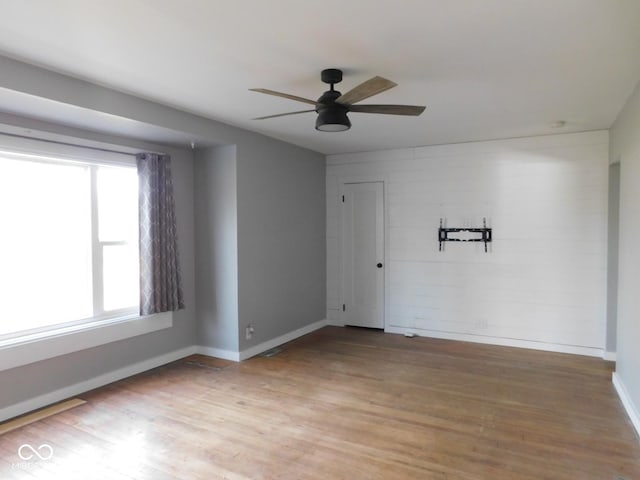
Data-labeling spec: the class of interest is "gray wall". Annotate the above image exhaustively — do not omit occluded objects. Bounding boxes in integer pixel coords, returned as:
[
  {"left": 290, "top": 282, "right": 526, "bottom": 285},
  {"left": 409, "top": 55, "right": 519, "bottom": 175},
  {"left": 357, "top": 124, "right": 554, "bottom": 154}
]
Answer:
[
  {"left": 0, "top": 54, "right": 327, "bottom": 413},
  {"left": 236, "top": 141, "right": 326, "bottom": 350},
  {"left": 610, "top": 79, "right": 640, "bottom": 419},
  {"left": 195, "top": 145, "right": 239, "bottom": 352},
  {"left": 606, "top": 162, "right": 620, "bottom": 354},
  {"left": 193, "top": 140, "right": 326, "bottom": 353},
  {"left": 0, "top": 116, "right": 197, "bottom": 408}
]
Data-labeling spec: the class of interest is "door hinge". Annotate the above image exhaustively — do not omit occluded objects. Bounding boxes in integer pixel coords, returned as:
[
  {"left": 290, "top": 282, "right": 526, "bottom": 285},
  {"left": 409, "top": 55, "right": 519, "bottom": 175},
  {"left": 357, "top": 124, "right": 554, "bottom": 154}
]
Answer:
[{"left": 342, "top": 304, "right": 346, "bottom": 312}]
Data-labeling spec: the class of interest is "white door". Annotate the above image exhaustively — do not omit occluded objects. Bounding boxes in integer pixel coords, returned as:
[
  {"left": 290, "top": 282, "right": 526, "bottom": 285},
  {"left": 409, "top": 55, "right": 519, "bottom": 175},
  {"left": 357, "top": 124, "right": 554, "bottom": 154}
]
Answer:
[{"left": 341, "top": 182, "right": 384, "bottom": 328}]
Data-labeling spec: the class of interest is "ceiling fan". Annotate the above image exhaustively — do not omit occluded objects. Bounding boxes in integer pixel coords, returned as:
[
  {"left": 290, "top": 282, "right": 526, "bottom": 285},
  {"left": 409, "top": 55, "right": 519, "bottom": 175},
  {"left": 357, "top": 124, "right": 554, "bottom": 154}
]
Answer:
[{"left": 250, "top": 69, "right": 425, "bottom": 132}]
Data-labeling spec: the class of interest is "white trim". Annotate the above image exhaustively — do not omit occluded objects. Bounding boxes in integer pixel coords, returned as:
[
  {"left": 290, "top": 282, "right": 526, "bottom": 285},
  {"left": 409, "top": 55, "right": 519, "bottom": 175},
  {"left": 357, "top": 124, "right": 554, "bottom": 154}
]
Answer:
[
  {"left": 612, "top": 372, "right": 640, "bottom": 440},
  {"left": 3, "top": 320, "right": 619, "bottom": 426},
  {"left": 0, "top": 132, "right": 135, "bottom": 167},
  {"left": 195, "top": 319, "right": 330, "bottom": 362},
  {"left": 603, "top": 351, "right": 617, "bottom": 361},
  {"left": 384, "top": 325, "right": 604, "bottom": 357},
  {"left": 326, "top": 308, "right": 343, "bottom": 326},
  {"left": 195, "top": 346, "right": 240, "bottom": 362},
  {"left": 0, "top": 312, "right": 173, "bottom": 372},
  {"left": 338, "top": 175, "right": 389, "bottom": 330},
  {"left": 0, "top": 320, "right": 329, "bottom": 421},
  {"left": 239, "top": 319, "right": 328, "bottom": 361},
  {"left": 0, "top": 345, "right": 196, "bottom": 422},
  {"left": 327, "top": 130, "right": 608, "bottom": 165},
  {"left": 327, "top": 320, "right": 345, "bottom": 327}
]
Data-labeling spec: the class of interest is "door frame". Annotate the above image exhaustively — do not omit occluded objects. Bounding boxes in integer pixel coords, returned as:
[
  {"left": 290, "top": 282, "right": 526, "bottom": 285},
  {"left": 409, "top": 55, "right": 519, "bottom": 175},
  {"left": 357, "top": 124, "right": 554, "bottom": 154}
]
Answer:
[{"left": 338, "top": 175, "right": 389, "bottom": 330}]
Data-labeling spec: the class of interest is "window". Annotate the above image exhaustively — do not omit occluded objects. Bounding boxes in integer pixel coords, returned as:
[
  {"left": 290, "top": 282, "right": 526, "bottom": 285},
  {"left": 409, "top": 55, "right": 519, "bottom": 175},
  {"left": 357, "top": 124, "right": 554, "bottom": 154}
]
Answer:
[{"left": 0, "top": 143, "right": 139, "bottom": 341}]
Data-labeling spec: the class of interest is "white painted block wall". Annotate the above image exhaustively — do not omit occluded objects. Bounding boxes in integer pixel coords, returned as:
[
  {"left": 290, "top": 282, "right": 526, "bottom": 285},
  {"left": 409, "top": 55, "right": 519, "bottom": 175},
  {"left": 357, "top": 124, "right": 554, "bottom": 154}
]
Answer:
[{"left": 327, "top": 131, "right": 608, "bottom": 355}]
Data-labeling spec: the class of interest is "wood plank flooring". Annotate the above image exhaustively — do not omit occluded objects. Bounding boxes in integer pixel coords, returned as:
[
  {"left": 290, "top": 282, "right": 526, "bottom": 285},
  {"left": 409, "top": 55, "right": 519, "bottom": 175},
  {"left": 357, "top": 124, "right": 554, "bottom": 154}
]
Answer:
[{"left": 1, "top": 326, "right": 638, "bottom": 479}]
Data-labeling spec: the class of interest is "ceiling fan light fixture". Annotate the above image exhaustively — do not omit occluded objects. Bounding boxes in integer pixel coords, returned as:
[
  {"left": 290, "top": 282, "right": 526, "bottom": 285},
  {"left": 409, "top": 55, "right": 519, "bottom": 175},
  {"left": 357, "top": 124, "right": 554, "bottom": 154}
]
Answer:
[
  {"left": 251, "top": 68, "right": 425, "bottom": 130},
  {"left": 315, "top": 106, "right": 351, "bottom": 132}
]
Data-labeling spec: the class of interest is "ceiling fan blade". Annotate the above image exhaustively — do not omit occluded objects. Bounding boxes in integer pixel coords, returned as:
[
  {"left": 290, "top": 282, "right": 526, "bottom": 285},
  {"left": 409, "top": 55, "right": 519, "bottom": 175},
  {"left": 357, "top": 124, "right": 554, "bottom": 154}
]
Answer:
[
  {"left": 335, "top": 76, "right": 397, "bottom": 105},
  {"left": 252, "top": 109, "right": 316, "bottom": 120},
  {"left": 348, "top": 104, "right": 426, "bottom": 116},
  {"left": 249, "top": 88, "right": 318, "bottom": 106}
]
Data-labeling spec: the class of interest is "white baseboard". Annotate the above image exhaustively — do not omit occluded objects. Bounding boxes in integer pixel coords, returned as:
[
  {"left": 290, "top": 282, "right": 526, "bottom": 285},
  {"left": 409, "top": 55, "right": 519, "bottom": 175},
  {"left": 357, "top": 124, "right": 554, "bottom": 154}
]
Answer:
[
  {"left": 195, "top": 319, "right": 329, "bottom": 362},
  {"left": 239, "top": 318, "right": 328, "bottom": 361},
  {"left": 195, "top": 346, "right": 240, "bottom": 362},
  {"left": 7, "top": 320, "right": 609, "bottom": 425},
  {"left": 0, "top": 320, "right": 331, "bottom": 422},
  {"left": 612, "top": 372, "right": 640, "bottom": 440},
  {"left": 384, "top": 326, "right": 604, "bottom": 357},
  {"left": 0, "top": 345, "right": 197, "bottom": 422},
  {"left": 603, "top": 351, "right": 616, "bottom": 361}
]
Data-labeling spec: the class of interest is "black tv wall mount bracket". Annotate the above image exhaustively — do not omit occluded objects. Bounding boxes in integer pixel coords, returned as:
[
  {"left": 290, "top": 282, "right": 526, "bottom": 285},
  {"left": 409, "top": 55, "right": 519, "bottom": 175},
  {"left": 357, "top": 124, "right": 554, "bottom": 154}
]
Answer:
[{"left": 438, "top": 218, "right": 492, "bottom": 252}]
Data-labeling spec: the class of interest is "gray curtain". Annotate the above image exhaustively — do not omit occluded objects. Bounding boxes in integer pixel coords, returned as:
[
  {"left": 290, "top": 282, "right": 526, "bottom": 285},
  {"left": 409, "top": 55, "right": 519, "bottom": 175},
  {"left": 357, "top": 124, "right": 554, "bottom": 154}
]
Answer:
[{"left": 136, "top": 153, "right": 185, "bottom": 315}]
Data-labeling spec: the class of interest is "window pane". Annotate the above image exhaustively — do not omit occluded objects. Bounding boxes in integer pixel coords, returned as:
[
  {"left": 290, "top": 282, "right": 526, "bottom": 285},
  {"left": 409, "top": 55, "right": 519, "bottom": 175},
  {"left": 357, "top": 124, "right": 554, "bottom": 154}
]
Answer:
[
  {"left": 97, "top": 166, "right": 138, "bottom": 242},
  {"left": 0, "top": 158, "right": 92, "bottom": 335},
  {"left": 103, "top": 244, "right": 139, "bottom": 311}
]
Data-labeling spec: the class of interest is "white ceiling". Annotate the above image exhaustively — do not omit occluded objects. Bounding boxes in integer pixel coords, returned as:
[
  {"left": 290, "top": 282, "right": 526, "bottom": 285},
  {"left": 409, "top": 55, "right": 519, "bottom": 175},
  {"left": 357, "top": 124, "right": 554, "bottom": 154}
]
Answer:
[{"left": 0, "top": 0, "right": 639, "bottom": 155}]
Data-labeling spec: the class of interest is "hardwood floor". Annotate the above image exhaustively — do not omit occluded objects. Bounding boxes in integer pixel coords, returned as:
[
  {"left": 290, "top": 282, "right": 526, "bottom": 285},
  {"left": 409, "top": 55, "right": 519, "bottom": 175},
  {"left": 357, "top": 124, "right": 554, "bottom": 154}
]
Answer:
[{"left": 1, "top": 326, "right": 638, "bottom": 479}]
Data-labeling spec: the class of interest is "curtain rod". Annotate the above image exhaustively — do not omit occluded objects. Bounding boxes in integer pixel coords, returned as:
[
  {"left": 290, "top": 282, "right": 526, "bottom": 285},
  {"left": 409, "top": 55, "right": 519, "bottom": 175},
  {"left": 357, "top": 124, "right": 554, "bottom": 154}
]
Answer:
[{"left": 0, "top": 131, "right": 166, "bottom": 157}]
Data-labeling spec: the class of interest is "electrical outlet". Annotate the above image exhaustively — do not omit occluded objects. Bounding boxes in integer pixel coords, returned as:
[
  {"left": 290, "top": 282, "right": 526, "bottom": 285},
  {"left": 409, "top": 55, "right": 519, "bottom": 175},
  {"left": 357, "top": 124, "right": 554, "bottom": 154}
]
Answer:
[{"left": 245, "top": 325, "right": 254, "bottom": 340}]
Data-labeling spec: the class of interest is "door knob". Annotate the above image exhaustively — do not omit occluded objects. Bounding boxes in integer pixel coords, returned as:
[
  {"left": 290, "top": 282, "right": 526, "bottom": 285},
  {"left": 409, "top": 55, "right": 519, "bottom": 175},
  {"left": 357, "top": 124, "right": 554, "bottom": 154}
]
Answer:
[{"left": 377, "top": 263, "right": 383, "bottom": 268}]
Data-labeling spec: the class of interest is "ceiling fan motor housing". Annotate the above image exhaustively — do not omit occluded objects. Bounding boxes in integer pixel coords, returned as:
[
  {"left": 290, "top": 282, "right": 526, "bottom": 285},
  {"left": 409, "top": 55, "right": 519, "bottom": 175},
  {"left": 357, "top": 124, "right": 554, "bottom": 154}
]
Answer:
[
  {"left": 316, "top": 89, "right": 342, "bottom": 109},
  {"left": 316, "top": 90, "right": 348, "bottom": 118},
  {"left": 315, "top": 89, "right": 351, "bottom": 132},
  {"left": 316, "top": 90, "right": 349, "bottom": 116}
]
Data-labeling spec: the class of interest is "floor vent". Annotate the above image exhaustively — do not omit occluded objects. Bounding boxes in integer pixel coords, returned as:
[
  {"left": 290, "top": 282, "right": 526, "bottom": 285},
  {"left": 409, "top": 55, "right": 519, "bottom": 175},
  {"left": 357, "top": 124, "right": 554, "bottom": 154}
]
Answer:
[
  {"left": 0, "top": 398, "right": 86, "bottom": 435},
  {"left": 184, "top": 360, "right": 222, "bottom": 371},
  {"left": 260, "top": 347, "right": 283, "bottom": 357}
]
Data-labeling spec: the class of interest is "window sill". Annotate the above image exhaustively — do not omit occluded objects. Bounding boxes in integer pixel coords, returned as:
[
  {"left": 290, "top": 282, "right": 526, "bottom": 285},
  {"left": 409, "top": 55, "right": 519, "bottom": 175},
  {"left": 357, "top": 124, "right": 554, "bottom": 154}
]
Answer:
[{"left": 0, "top": 312, "right": 173, "bottom": 372}]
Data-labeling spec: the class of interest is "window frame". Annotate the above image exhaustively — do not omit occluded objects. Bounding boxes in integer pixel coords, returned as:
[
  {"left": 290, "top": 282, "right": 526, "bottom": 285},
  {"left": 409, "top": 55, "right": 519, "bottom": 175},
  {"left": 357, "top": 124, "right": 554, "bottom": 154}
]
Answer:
[
  {"left": 0, "top": 134, "right": 173, "bottom": 372},
  {"left": 91, "top": 162, "right": 140, "bottom": 319}
]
